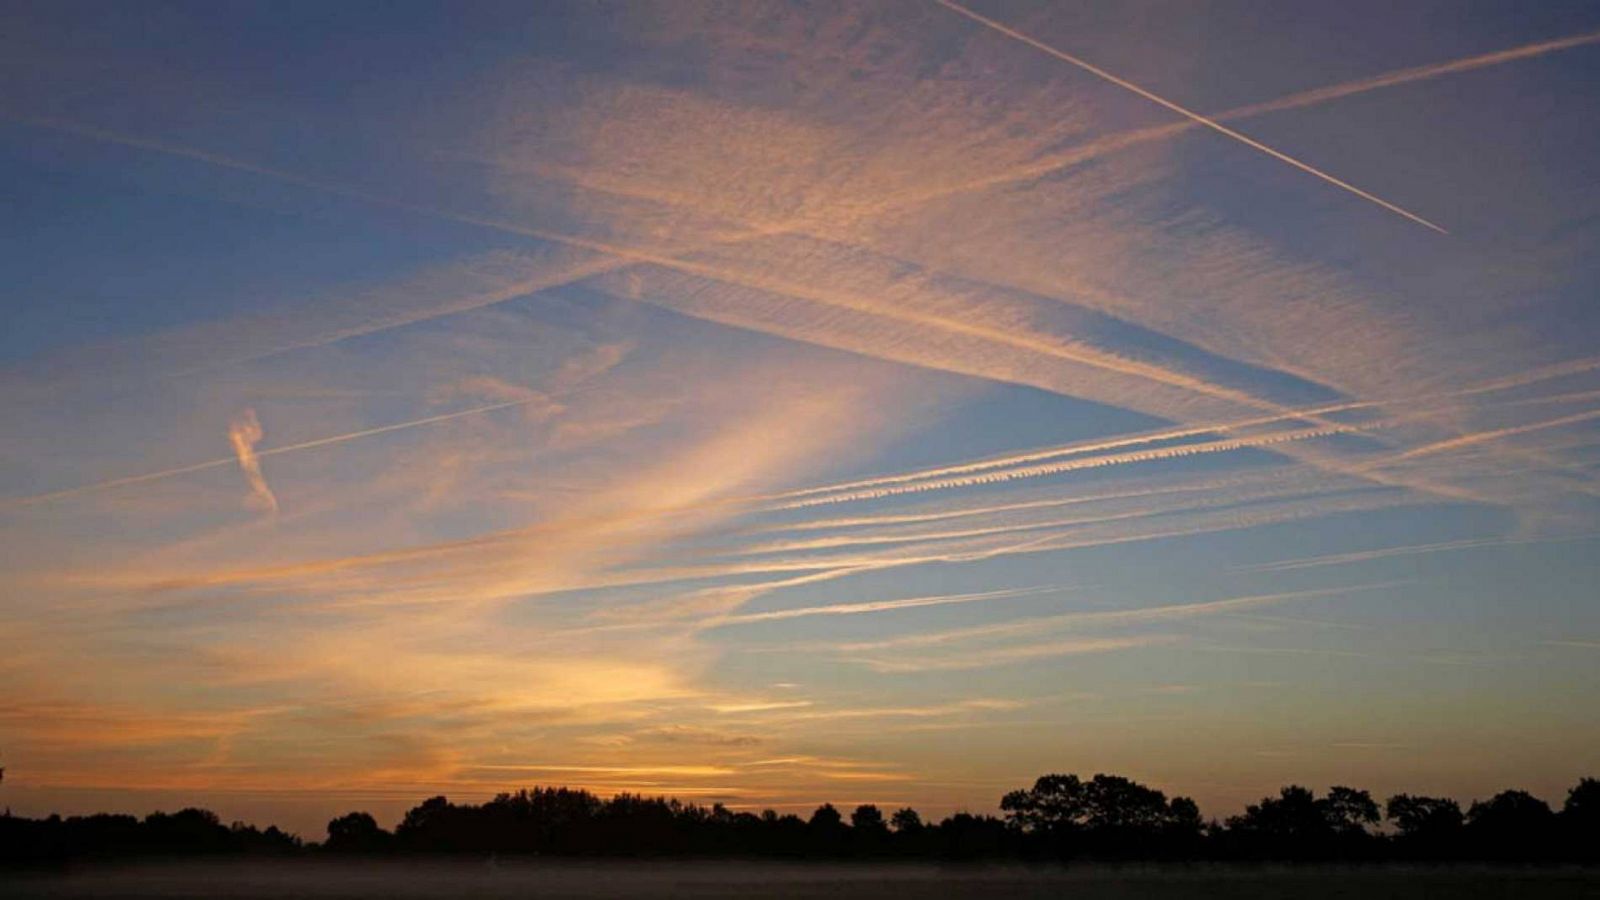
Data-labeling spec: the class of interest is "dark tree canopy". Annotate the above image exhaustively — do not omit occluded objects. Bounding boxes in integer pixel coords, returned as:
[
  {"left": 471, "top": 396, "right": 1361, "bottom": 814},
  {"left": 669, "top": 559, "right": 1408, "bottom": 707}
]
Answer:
[
  {"left": 3, "top": 774, "right": 1598, "bottom": 865},
  {"left": 891, "top": 807, "right": 923, "bottom": 833},
  {"left": 1386, "top": 794, "right": 1464, "bottom": 838},
  {"left": 850, "top": 804, "right": 887, "bottom": 832}
]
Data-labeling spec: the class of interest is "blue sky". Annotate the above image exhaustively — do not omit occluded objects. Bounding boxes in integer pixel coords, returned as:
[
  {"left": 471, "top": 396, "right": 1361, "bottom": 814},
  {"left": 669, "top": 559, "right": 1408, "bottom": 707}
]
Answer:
[{"left": 2, "top": 0, "right": 1599, "bottom": 837}]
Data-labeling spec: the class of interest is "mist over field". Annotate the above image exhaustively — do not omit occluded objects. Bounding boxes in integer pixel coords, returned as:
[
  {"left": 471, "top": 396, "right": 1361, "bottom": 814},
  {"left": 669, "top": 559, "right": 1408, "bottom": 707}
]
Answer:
[{"left": 6, "top": 862, "right": 1600, "bottom": 900}]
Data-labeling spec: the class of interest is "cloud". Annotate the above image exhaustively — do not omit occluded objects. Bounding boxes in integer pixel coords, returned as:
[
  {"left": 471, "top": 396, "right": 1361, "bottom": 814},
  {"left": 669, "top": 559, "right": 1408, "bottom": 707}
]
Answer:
[{"left": 227, "top": 408, "right": 277, "bottom": 513}]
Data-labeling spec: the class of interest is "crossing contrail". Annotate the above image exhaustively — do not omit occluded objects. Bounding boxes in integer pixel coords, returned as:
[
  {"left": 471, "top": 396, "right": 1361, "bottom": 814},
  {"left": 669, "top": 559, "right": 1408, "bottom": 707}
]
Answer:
[{"left": 934, "top": 0, "right": 1450, "bottom": 233}]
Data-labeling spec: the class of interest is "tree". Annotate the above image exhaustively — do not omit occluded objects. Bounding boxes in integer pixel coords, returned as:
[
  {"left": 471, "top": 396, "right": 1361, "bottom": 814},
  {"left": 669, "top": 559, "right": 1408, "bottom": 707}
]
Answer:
[
  {"left": 1322, "top": 786, "right": 1380, "bottom": 836},
  {"left": 1467, "top": 790, "right": 1554, "bottom": 831},
  {"left": 1386, "top": 794, "right": 1463, "bottom": 840},
  {"left": 1001, "top": 773, "right": 1197, "bottom": 834},
  {"left": 325, "top": 812, "right": 393, "bottom": 853},
  {"left": 808, "top": 803, "right": 843, "bottom": 829},
  {"left": 850, "top": 804, "right": 887, "bottom": 833},
  {"left": 1227, "top": 786, "right": 1325, "bottom": 840},
  {"left": 1000, "top": 773, "right": 1203, "bottom": 858},
  {"left": 1466, "top": 789, "right": 1556, "bottom": 859},
  {"left": 1167, "top": 796, "right": 1203, "bottom": 834},
  {"left": 1224, "top": 785, "right": 1379, "bottom": 858},
  {"left": 1562, "top": 778, "right": 1600, "bottom": 861},
  {"left": 1562, "top": 778, "right": 1600, "bottom": 828},
  {"left": 890, "top": 808, "right": 923, "bottom": 832},
  {"left": 1001, "top": 774, "right": 1087, "bottom": 833}
]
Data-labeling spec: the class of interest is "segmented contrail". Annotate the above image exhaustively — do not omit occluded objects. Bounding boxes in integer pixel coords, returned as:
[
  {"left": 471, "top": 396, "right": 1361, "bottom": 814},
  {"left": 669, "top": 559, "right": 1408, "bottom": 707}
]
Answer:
[
  {"left": 934, "top": 0, "right": 1449, "bottom": 233},
  {"left": 766, "top": 358, "right": 1600, "bottom": 509},
  {"left": 773, "top": 422, "right": 1371, "bottom": 510},
  {"left": 6, "top": 397, "right": 542, "bottom": 506},
  {"left": 766, "top": 399, "right": 1377, "bottom": 503}
]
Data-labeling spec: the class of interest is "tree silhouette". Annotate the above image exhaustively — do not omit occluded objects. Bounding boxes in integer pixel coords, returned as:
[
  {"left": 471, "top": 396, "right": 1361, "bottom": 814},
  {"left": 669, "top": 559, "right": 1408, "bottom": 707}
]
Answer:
[
  {"left": 1224, "top": 785, "right": 1380, "bottom": 858},
  {"left": 1000, "top": 773, "right": 1203, "bottom": 858},
  {"left": 890, "top": 807, "right": 923, "bottom": 832},
  {"left": 1385, "top": 793, "right": 1463, "bottom": 857},
  {"left": 1322, "top": 787, "right": 1381, "bottom": 836},
  {"left": 1466, "top": 789, "right": 1557, "bottom": 860},
  {"left": 325, "top": 812, "right": 393, "bottom": 853},
  {"left": 1562, "top": 778, "right": 1600, "bottom": 861},
  {"left": 850, "top": 804, "right": 887, "bottom": 832},
  {"left": 4, "top": 774, "right": 1599, "bottom": 864},
  {"left": 808, "top": 803, "right": 843, "bottom": 829}
]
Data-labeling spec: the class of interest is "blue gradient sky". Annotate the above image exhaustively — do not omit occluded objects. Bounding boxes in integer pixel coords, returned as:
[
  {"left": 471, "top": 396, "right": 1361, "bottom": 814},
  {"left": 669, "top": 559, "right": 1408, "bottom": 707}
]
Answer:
[{"left": 2, "top": 0, "right": 1599, "bottom": 837}]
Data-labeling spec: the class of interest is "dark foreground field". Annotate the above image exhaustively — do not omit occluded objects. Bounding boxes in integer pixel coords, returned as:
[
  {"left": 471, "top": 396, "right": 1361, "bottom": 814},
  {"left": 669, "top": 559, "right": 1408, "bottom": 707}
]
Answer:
[{"left": 3, "top": 861, "right": 1599, "bottom": 899}]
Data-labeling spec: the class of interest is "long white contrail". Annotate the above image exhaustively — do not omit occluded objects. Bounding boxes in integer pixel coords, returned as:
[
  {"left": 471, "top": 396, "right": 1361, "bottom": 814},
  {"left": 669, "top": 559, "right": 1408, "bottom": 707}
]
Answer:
[
  {"left": 6, "top": 397, "right": 542, "bottom": 506},
  {"left": 1222, "top": 29, "right": 1600, "bottom": 122},
  {"left": 708, "top": 585, "right": 1060, "bottom": 627},
  {"left": 934, "top": 0, "right": 1450, "bottom": 233},
  {"left": 1387, "top": 407, "right": 1600, "bottom": 463}
]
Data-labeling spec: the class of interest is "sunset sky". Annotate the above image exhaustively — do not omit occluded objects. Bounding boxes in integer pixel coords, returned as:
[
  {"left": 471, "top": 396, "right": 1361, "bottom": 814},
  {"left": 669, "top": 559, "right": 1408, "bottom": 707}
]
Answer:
[{"left": 3, "top": 1, "right": 1599, "bottom": 838}]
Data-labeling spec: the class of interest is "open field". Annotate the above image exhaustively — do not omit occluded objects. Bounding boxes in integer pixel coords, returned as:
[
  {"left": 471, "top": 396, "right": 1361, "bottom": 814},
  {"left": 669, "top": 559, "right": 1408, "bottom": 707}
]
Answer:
[{"left": 4, "top": 862, "right": 1599, "bottom": 899}]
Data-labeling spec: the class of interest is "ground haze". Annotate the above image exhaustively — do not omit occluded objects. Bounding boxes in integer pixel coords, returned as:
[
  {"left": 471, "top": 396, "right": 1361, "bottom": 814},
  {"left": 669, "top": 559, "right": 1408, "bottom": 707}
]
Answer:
[{"left": 6, "top": 862, "right": 1600, "bottom": 900}]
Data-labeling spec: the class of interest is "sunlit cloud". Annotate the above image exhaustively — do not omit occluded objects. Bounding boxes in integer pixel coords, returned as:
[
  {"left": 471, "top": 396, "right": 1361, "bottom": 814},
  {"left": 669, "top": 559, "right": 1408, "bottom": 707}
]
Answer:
[{"left": 227, "top": 408, "right": 277, "bottom": 514}]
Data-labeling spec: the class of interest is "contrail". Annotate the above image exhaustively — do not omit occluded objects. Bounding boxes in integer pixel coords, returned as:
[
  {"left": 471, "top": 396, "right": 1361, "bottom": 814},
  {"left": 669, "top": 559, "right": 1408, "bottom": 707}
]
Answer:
[
  {"left": 1240, "top": 531, "right": 1600, "bottom": 574},
  {"left": 891, "top": 28, "right": 1600, "bottom": 216},
  {"left": 933, "top": 0, "right": 1450, "bottom": 233},
  {"left": 833, "top": 583, "right": 1401, "bottom": 652},
  {"left": 750, "top": 472, "right": 1285, "bottom": 535},
  {"left": 227, "top": 408, "right": 277, "bottom": 513},
  {"left": 773, "top": 422, "right": 1373, "bottom": 510},
  {"left": 6, "top": 396, "right": 541, "bottom": 506},
  {"left": 1222, "top": 29, "right": 1600, "bottom": 122},
  {"left": 1386, "top": 407, "right": 1600, "bottom": 463},
  {"left": 707, "top": 585, "right": 1060, "bottom": 627},
  {"left": 765, "top": 360, "right": 1600, "bottom": 508},
  {"left": 18, "top": 23, "right": 1597, "bottom": 372},
  {"left": 765, "top": 398, "right": 1377, "bottom": 503}
]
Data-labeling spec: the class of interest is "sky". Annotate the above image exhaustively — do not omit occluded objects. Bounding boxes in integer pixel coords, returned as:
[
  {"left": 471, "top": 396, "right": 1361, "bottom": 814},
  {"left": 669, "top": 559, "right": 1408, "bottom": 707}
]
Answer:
[{"left": 2, "top": 0, "right": 1599, "bottom": 838}]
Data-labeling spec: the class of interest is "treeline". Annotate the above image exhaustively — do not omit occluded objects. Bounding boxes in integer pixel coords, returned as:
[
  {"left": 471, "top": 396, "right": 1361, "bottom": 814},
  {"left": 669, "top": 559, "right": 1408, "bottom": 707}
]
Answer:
[{"left": 3, "top": 774, "right": 1597, "bottom": 865}]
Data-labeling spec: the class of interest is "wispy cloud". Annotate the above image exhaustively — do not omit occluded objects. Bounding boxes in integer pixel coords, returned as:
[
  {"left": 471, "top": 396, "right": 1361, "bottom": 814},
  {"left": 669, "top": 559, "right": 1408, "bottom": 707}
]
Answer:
[
  {"left": 227, "top": 409, "right": 277, "bottom": 514},
  {"left": 850, "top": 634, "right": 1179, "bottom": 673}
]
